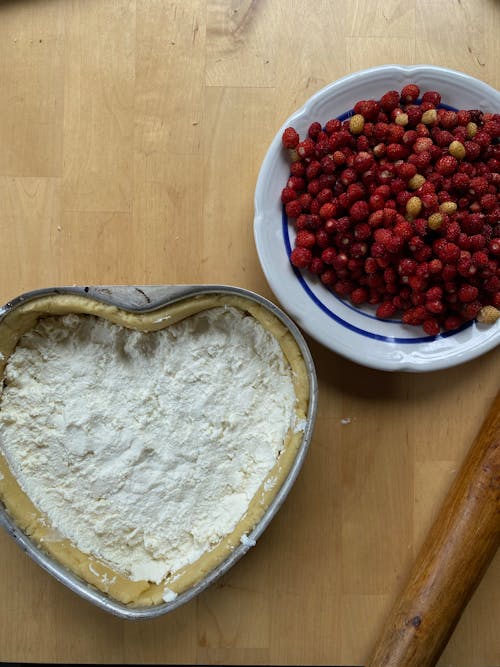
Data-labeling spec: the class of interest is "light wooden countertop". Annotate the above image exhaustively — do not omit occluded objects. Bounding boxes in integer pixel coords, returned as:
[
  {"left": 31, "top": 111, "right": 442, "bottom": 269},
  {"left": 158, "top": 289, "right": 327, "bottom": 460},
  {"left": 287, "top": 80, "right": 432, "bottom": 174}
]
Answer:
[{"left": 0, "top": 1, "right": 498, "bottom": 665}]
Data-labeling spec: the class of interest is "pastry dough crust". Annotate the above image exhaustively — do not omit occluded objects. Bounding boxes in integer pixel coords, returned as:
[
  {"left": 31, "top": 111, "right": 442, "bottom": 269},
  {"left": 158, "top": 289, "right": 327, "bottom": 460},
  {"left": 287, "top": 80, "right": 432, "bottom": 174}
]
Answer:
[{"left": 0, "top": 293, "right": 310, "bottom": 607}]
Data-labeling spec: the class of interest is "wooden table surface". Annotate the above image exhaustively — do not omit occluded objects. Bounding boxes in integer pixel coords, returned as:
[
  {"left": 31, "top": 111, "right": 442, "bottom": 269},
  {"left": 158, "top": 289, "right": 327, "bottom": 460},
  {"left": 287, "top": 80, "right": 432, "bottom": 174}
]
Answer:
[{"left": 0, "top": 1, "right": 498, "bottom": 665}]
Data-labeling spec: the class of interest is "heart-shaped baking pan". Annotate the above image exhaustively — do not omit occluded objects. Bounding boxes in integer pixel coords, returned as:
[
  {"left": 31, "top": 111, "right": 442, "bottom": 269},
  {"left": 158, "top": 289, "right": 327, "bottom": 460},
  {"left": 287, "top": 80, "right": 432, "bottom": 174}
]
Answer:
[{"left": 0, "top": 285, "right": 317, "bottom": 619}]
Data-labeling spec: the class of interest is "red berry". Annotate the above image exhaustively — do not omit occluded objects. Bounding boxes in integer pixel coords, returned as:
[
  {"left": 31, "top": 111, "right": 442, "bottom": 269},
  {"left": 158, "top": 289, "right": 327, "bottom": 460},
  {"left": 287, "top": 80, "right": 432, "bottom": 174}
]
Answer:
[
  {"left": 295, "top": 230, "right": 316, "bottom": 249},
  {"left": 281, "top": 187, "right": 297, "bottom": 204},
  {"left": 457, "top": 110, "right": 471, "bottom": 126},
  {"left": 353, "top": 151, "right": 374, "bottom": 172},
  {"left": 290, "top": 247, "right": 312, "bottom": 268},
  {"left": 423, "top": 318, "right": 440, "bottom": 336},
  {"left": 376, "top": 301, "right": 397, "bottom": 318},
  {"left": 297, "top": 138, "right": 315, "bottom": 158},
  {"left": 319, "top": 202, "right": 337, "bottom": 219},
  {"left": 439, "top": 110, "right": 458, "bottom": 129},
  {"left": 435, "top": 155, "right": 458, "bottom": 176},
  {"left": 325, "top": 118, "right": 342, "bottom": 135},
  {"left": 350, "top": 287, "right": 368, "bottom": 304},
  {"left": 285, "top": 200, "right": 303, "bottom": 218},
  {"left": 309, "top": 257, "right": 325, "bottom": 274},
  {"left": 353, "top": 99, "right": 380, "bottom": 120},
  {"left": 308, "top": 122, "right": 322, "bottom": 139},
  {"left": 282, "top": 127, "right": 300, "bottom": 149},
  {"left": 464, "top": 141, "right": 481, "bottom": 160},
  {"left": 287, "top": 175, "right": 305, "bottom": 191},
  {"left": 380, "top": 90, "right": 401, "bottom": 112},
  {"left": 401, "top": 84, "right": 420, "bottom": 104},
  {"left": 320, "top": 269, "right": 336, "bottom": 285},
  {"left": 321, "top": 247, "right": 337, "bottom": 264},
  {"left": 461, "top": 300, "right": 482, "bottom": 320},
  {"left": 458, "top": 284, "right": 479, "bottom": 303},
  {"left": 386, "top": 143, "right": 408, "bottom": 161},
  {"left": 421, "top": 91, "right": 441, "bottom": 106}
]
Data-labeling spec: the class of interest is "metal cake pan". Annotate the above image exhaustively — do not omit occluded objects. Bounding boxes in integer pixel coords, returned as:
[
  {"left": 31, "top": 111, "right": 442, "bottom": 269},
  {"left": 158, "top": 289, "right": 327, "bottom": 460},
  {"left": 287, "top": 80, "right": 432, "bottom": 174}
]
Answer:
[{"left": 0, "top": 284, "right": 318, "bottom": 620}]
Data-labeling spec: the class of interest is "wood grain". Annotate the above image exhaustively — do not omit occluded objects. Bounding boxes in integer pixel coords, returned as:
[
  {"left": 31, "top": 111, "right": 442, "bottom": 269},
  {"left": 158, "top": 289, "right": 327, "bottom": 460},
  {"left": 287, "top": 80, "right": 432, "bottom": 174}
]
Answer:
[
  {"left": 368, "top": 392, "right": 500, "bottom": 666},
  {"left": 0, "top": 0, "right": 498, "bottom": 665}
]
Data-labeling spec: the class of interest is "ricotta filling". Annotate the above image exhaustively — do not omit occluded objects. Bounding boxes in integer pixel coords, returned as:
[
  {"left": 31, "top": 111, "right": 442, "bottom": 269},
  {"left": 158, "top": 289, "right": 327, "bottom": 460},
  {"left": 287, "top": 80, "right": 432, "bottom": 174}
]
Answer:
[{"left": 0, "top": 307, "right": 296, "bottom": 584}]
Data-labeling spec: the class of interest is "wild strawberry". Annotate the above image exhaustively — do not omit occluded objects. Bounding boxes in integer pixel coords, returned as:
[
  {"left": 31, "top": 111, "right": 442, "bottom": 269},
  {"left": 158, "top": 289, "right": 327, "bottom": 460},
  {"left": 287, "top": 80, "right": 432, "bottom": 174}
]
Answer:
[
  {"left": 471, "top": 250, "right": 488, "bottom": 267},
  {"left": 285, "top": 200, "right": 303, "bottom": 218},
  {"left": 439, "top": 110, "right": 458, "bottom": 129},
  {"left": 394, "top": 220, "right": 413, "bottom": 240},
  {"left": 380, "top": 90, "right": 400, "bottom": 112},
  {"left": 396, "top": 190, "right": 413, "bottom": 208},
  {"left": 469, "top": 177, "right": 489, "bottom": 196},
  {"left": 480, "top": 194, "right": 497, "bottom": 212},
  {"left": 309, "top": 257, "right": 325, "bottom": 275},
  {"left": 451, "top": 172, "right": 470, "bottom": 190},
  {"left": 477, "top": 306, "right": 500, "bottom": 323},
  {"left": 298, "top": 193, "right": 312, "bottom": 210},
  {"left": 353, "top": 99, "right": 380, "bottom": 120},
  {"left": 295, "top": 230, "right": 316, "bottom": 248},
  {"left": 386, "top": 143, "right": 408, "bottom": 161},
  {"left": 376, "top": 301, "right": 397, "bottom": 318},
  {"left": 461, "top": 300, "right": 482, "bottom": 320},
  {"left": 464, "top": 141, "right": 481, "bottom": 160},
  {"left": 402, "top": 130, "right": 418, "bottom": 147},
  {"left": 354, "top": 222, "right": 371, "bottom": 239},
  {"left": 369, "top": 193, "right": 386, "bottom": 211},
  {"left": 315, "top": 139, "right": 331, "bottom": 158},
  {"left": 287, "top": 176, "right": 305, "bottom": 191},
  {"left": 374, "top": 122, "right": 389, "bottom": 141},
  {"left": 308, "top": 122, "right": 322, "bottom": 139},
  {"left": 319, "top": 202, "right": 337, "bottom": 219},
  {"left": 290, "top": 161, "right": 306, "bottom": 177},
  {"left": 319, "top": 173, "right": 336, "bottom": 190},
  {"left": 310, "top": 199, "right": 321, "bottom": 215},
  {"left": 457, "top": 110, "right": 471, "bottom": 126},
  {"left": 484, "top": 276, "right": 500, "bottom": 293},
  {"left": 325, "top": 118, "right": 342, "bottom": 135},
  {"left": 413, "top": 137, "right": 433, "bottom": 154},
  {"left": 320, "top": 269, "right": 336, "bottom": 285},
  {"left": 434, "top": 130, "right": 455, "bottom": 147},
  {"left": 423, "top": 318, "right": 440, "bottom": 335},
  {"left": 317, "top": 188, "right": 333, "bottom": 205},
  {"left": 297, "top": 138, "right": 315, "bottom": 158},
  {"left": 315, "top": 230, "right": 329, "bottom": 248},
  {"left": 282, "top": 127, "right": 300, "bottom": 148},
  {"left": 421, "top": 109, "right": 438, "bottom": 125},
  {"left": 290, "top": 247, "right": 312, "bottom": 268},
  {"left": 401, "top": 84, "right": 420, "bottom": 104},
  {"left": 350, "top": 287, "right": 368, "bottom": 304},
  {"left": 421, "top": 90, "right": 441, "bottom": 106},
  {"left": 321, "top": 247, "right": 337, "bottom": 265},
  {"left": 435, "top": 155, "right": 458, "bottom": 176},
  {"left": 402, "top": 305, "right": 427, "bottom": 325},
  {"left": 281, "top": 187, "right": 297, "bottom": 204},
  {"left": 489, "top": 238, "right": 500, "bottom": 255},
  {"left": 350, "top": 242, "right": 368, "bottom": 258},
  {"left": 474, "top": 130, "right": 493, "bottom": 148},
  {"left": 349, "top": 114, "right": 365, "bottom": 135},
  {"left": 340, "top": 168, "right": 358, "bottom": 186},
  {"left": 353, "top": 151, "right": 374, "bottom": 172},
  {"left": 386, "top": 124, "right": 406, "bottom": 144},
  {"left": 396, "top": 162, "right": 417, "bottom": 180},
  {"left": 449, "top": 140, "right": 466, "bottom": 160},
  {"left": 458, "top": 284, "right": 479, "bottom": 303}
]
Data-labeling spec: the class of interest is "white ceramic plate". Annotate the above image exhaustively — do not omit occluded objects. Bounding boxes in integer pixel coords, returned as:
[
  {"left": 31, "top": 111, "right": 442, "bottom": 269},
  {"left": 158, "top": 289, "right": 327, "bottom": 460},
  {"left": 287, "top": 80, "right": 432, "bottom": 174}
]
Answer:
[{"left": 254, "top": 65, "right": 500, "bottom": 372}]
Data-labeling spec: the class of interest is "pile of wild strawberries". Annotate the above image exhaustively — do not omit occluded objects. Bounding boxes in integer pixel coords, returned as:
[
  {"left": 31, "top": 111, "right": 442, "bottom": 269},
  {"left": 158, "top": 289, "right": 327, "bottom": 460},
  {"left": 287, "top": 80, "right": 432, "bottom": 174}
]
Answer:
[{"left": 281, "top": 84, "right": 500, "bottom": 335}]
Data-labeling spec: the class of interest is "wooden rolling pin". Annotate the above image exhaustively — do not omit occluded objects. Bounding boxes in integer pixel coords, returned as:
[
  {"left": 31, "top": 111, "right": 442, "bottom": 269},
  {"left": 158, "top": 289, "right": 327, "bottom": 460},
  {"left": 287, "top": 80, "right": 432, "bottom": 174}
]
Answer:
[{"left": 369, "top": 391, "right": 500, "bottom": 667}]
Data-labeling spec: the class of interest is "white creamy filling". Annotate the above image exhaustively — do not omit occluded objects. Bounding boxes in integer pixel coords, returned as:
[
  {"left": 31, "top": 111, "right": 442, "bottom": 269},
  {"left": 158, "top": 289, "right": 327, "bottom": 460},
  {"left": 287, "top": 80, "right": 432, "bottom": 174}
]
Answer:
[{"left": 0, "top": 307, "right": 296, "bottom": 583}]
